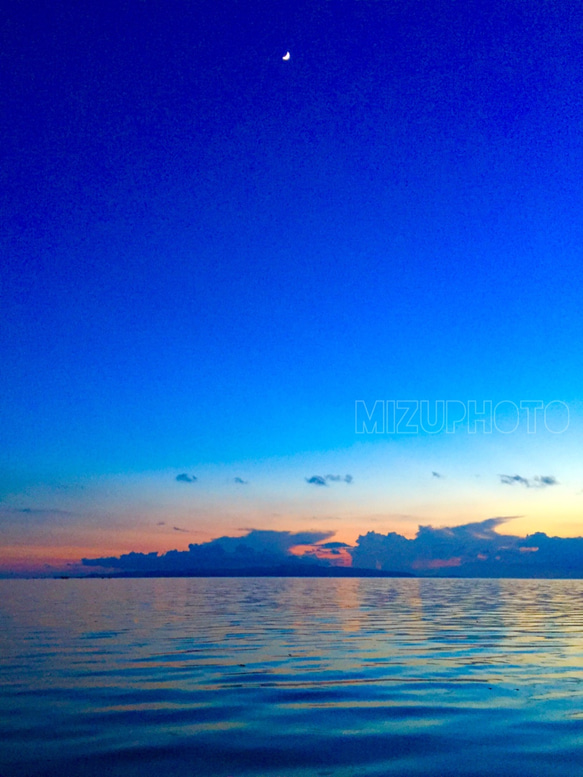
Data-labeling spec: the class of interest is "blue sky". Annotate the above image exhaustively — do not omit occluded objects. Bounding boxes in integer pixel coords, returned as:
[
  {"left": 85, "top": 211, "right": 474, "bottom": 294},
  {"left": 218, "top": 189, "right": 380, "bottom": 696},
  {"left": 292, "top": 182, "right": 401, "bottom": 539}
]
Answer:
[{"left": 1, "top": 0, "right": 583, "bottom": 572}]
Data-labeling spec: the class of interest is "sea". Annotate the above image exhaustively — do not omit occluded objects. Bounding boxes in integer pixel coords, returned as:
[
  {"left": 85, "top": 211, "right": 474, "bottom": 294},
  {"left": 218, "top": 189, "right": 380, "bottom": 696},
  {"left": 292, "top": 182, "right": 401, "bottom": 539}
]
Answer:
[{"left": 2, "top": 577, "right": 583, "bottom": 777}]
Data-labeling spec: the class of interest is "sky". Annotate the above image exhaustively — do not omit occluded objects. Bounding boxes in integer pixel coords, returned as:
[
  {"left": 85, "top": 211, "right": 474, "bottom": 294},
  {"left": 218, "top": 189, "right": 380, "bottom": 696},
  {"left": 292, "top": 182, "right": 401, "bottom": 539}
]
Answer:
[{"left": 1, "top": 0, "right": 583, "bottom": 575}]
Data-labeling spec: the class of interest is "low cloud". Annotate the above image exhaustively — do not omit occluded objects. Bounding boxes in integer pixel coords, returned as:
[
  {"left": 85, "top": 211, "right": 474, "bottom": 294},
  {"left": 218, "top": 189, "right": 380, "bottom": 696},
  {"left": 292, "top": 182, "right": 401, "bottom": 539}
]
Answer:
[
  {"left": 500, "top": 474, "right": 558, "bottom": 488},
  {"left": 83, "top": 529, "right": 336, "bottom": 573},
  {"left": 234, "top": 477, "right": 248, "bottom": 484},
  {"left": 350, "top": 516, "right": 583, "bottom": 577},
  {"left": 432, "top": 471, "right": 443, "bottom": 478},
  {"left": 173, "top": 526, "right": 189, "bottom": 533},
  {"left": 81, "top": 519, "right": 583, "bottom": 578},
  {"left": 176, "top": 473, "right": 197, "bottom": 483}
]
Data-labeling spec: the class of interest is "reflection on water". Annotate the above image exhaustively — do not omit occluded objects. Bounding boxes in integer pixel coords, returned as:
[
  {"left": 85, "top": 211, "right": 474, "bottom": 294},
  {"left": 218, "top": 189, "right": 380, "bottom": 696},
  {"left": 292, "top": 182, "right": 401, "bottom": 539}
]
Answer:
[{"left": 2, "top": 577, "right": 583, "bottom": 776}]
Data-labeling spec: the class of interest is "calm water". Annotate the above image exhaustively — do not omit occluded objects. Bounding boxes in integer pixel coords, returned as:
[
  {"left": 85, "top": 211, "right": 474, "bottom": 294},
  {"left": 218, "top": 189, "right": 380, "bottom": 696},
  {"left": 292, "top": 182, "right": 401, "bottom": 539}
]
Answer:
[{"left": 2, "top": 578, "right": 583, "bottom": 776}]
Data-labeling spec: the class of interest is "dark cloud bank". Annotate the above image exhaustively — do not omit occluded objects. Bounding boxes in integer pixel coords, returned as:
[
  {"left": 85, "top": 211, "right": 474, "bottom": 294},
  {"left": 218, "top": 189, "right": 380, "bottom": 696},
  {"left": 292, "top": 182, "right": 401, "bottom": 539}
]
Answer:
[
  {"left": 352, "top": 518, "right": 583, "bottom": 577},
  {"left": 82, "top": 530, "right": 372, "bottom": 577},
  {"left": 82, "top": 519, "right": 583, "bottom": 578}
]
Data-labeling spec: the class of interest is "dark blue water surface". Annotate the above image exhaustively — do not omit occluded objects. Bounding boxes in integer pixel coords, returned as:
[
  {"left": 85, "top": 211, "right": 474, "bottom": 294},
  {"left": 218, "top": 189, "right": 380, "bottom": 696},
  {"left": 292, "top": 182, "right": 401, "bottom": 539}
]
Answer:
[{"left": 2, "top": 577, "right": 583, "bottom": 776}]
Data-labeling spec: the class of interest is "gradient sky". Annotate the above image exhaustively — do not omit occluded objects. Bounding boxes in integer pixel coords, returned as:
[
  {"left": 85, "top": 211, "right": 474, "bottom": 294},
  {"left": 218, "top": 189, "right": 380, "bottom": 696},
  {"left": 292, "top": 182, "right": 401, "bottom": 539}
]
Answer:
[{"left": 1, "top": 0, "right": 583, "bottom": 573}]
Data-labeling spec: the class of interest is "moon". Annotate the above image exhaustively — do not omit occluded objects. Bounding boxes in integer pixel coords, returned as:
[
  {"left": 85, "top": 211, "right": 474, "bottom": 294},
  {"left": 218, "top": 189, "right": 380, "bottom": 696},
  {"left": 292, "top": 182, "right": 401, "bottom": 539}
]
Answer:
[{"left": 282, "top": 51, "right": 290, "bottom": 61}]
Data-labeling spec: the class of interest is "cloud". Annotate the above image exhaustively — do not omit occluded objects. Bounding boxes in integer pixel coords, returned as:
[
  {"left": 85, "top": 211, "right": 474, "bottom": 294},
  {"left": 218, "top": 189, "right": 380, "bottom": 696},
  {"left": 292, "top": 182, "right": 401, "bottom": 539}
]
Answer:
[
  {"left": 349, "top": 516, "right": 583, "bottom": 577},
  {"left": 500, "top": 474, "right": 558, "bottom": 488},
  {"left": 307, "top": 474, "right": 353, "bottom": 486},
  {"left": 500, "top": 474, "right": 531, "bottom": 487},
  {"left": 432, "top": 471, "right": 443, "bottom": 478},
  {"left": 83, "top": 529, "right": 336, "bottom": 573},
  {"left": 352, "top": 517, "right": 517, "bottom": 574},
  {"left": 176, "top": 473, "right": 197, "bottom": 483},
  {"left": 0, "top": 506, "right": 74, "bottom": 529},
  {"left": 1, "top": 507, "right": 72, "bottom": 515},
  {"left": 533, "top": 475, "right": 558, "bottom": 487},
  {"left": 306, "top": 476, "right": 327, "bottom": 486},
  {"left": 157, "top": 521, "right": 166, "bottom": 526},
  {"left": 234, "top": 477, "right": 248, "bottom": 484},
  {"left": 80, "top": 519, "right": 583, "bottom": 578},
  {"left": 173, "top": 526, "right": 189, "bottom": 533}
]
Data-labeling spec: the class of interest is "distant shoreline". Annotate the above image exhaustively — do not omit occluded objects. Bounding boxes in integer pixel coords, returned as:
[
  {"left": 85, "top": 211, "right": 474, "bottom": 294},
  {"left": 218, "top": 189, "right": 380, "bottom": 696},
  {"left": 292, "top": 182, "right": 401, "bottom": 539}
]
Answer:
[
  {"left": 2, "top": 569, "right": 583, "bottom": 579},
  {"left": 79, "top": 566, "right": 415, "bottom": 579}
]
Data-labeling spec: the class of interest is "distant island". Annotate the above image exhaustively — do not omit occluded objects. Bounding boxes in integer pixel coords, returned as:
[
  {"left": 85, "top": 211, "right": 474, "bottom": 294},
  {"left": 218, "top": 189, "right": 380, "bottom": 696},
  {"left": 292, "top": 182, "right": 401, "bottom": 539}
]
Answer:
[{"left": 83, "top": 565, "right": 414, "bottom": 579}]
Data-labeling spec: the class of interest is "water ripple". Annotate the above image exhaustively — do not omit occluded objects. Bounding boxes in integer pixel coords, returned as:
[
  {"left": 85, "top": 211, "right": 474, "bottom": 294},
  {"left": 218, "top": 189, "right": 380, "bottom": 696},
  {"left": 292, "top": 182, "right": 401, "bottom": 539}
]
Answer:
[{"left": 2, "top": 577, "right": 583, "bottom": 776}]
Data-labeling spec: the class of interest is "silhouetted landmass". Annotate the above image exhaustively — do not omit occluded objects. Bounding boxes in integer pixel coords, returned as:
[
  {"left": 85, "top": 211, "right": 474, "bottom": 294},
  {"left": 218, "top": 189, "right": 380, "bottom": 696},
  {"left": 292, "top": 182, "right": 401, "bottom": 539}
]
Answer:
[{"left": 84, "top": 565, "right": 414, "bottom": 579}]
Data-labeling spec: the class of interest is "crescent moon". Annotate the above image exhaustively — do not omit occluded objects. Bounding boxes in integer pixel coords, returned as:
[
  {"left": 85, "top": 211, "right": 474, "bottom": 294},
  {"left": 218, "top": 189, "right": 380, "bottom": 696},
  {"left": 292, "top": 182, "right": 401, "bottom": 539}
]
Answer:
[{"left": 282, "top": 52, "right": 290, "bottom": 61}]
